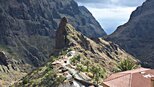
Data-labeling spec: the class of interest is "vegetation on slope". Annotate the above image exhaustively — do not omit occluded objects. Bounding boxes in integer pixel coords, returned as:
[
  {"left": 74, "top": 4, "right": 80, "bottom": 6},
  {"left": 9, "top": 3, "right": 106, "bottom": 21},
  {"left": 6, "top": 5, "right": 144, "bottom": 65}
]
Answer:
[
  {"left": 12, "top": 56, "right": 66, "bottom": 87},
  {"left": 114, "top": 58, "right": 139, "bottom": 72},
  {"left": 70, "top": 54, "right": 107, "bottom": 84}
]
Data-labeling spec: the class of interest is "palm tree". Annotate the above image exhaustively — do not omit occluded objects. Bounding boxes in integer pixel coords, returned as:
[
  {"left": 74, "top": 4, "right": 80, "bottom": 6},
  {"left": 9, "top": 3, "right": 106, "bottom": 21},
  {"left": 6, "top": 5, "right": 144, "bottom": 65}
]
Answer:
[{"left": 116, "top": 58, "right": 138, "bottom": 72}]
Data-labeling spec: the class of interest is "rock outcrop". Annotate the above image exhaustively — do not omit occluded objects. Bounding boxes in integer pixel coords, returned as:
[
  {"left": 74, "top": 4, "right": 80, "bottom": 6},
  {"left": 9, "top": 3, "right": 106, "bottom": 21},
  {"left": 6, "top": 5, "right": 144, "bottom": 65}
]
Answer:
[
  {"left": 55, "top": 17, "right": 68, "bottom": 49},
  {"left": 106, "top": 0, "right": 154, "bottom": 68},
  {"left": 0, "top": 52, "right": 8, "bottom": 66}
]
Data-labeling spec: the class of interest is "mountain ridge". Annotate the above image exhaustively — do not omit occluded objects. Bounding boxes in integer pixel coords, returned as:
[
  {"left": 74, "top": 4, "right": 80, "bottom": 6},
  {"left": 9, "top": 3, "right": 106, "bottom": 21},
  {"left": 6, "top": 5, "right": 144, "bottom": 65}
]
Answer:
[{"left": 106, "top": 0, "right": 154, "bottom": 68}]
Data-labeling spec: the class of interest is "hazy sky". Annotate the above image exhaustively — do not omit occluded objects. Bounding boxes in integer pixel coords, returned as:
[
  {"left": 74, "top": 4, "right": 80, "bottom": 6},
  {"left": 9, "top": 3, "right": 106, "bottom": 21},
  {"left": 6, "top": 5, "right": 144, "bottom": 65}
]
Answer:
[{"left": 75, "top": 0, "right": 146, "bottom": 34}]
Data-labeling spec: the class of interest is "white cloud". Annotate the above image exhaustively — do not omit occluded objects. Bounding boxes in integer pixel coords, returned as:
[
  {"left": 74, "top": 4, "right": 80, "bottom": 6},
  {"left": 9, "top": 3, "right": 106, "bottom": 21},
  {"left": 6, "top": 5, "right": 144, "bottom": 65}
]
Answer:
[
  {"left": 87, "top": 7, "right": 136, "bottom": 20},
  {"left": 75, "top": 0, "right": 145, "bottom": 7}
]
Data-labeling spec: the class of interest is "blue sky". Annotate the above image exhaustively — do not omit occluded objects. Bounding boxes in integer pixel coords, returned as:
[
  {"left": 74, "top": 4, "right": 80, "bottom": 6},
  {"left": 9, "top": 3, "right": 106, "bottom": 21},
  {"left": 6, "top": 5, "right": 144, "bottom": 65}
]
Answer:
[{"left": 75, "top": 0, "right": 146, "bottom": 34}]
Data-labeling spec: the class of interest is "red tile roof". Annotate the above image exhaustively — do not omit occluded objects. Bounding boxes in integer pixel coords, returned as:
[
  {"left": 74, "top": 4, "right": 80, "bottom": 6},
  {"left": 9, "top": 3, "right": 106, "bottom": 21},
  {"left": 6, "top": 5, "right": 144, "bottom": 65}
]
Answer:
[{"left": 103, "top": 68, "right": 154, "bottom": 87}]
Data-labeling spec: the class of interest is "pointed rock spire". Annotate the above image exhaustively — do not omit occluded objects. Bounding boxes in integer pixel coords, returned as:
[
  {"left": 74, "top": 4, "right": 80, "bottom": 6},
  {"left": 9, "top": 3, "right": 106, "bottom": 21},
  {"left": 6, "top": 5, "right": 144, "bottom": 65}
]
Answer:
[{"left": 55, "top": 17, "right": 69, "bottom": 49}]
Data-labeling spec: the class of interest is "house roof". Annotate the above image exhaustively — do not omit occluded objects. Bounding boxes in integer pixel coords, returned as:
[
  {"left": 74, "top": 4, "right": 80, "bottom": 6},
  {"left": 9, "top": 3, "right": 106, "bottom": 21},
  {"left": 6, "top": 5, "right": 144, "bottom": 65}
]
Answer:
[{"left": 103, "top": 68, "right": 154, "bottom": 87}]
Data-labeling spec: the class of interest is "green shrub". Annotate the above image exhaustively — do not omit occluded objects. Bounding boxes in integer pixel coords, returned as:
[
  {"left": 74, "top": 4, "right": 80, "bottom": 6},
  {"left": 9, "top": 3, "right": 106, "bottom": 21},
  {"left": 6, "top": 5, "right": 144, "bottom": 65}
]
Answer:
[
  {"left": 90, "top": 65, "right": 106, "bottom": 85},
  {"left": 22, "top": 78, "right": 29, "bottom": 84},
  {"left": 67, "top": 48, "right": 72, "bottom": 52},
  {"left": 61, "top": 50, "right": 67, "bottom": 55},
  {"left": 77, "top": 64, "right": 87, "bottom": 72},
  {"left": 70, "top": 55, "right": 81, "bottom": 64}
]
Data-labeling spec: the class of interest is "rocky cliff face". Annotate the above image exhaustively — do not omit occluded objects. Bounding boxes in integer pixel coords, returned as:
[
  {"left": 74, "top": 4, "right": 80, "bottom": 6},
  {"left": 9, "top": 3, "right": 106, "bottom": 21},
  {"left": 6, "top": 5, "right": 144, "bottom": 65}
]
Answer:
[
  {"left": 0, "top": 0, "right": 106, "bottom": 86},
  {"left": 78, "top": 6, "right": 106, "bottom": 37},
  {"left": 0, "top": 0, "right": 106, "bottom": 38},
  {"left": 106, "top": 0, "right": 154, "bottom": 68}
]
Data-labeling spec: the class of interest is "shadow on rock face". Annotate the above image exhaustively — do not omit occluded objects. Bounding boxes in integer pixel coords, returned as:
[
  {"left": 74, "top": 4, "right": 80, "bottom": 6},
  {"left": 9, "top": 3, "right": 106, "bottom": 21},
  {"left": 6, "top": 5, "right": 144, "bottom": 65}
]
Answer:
[{"left": 0, "top": 51, "right": 8, "bottom": 66}]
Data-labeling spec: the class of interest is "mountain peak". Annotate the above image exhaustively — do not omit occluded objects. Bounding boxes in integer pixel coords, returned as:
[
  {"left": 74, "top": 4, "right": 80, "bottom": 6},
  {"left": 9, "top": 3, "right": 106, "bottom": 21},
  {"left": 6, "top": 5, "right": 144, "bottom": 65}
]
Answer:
[{"left": 60, "top": 17, "right": 68, "bottom": 26}]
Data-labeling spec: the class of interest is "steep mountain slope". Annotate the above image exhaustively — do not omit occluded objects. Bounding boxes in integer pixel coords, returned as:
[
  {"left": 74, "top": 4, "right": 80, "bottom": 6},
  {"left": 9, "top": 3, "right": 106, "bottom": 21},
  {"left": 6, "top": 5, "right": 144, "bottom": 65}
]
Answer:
[
  {"left": 106, "top": 0, "right": 154, "bottom": 68},
  {"left": 0, "top": 0, "right": 106, "bottom": 38},
  {"left": 13, "top": 18, "right": 136, "bottom": 87},
  {"left": 78, "top": 6, "right": 106, "bottom": 38},
  {"left": 0, "top": 0, "right": 106, "bottom": 86}
]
